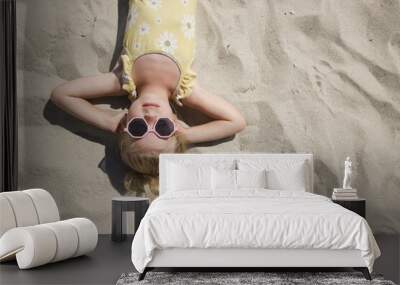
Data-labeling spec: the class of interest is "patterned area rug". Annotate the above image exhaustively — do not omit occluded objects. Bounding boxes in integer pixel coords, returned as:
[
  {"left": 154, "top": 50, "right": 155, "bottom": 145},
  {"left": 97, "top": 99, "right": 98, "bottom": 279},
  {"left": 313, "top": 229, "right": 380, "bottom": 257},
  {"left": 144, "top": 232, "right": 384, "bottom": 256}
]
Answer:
[{"left": 116, "top": 271, "right": 396, "bottom": 285}]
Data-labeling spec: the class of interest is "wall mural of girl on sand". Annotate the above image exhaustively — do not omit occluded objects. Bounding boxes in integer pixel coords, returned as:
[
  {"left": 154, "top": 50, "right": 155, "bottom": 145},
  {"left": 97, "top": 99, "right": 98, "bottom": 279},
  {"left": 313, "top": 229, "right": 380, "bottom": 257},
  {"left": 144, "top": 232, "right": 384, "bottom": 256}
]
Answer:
[{"left": 50, "top": 0, "right": 246, "bottom": 200}]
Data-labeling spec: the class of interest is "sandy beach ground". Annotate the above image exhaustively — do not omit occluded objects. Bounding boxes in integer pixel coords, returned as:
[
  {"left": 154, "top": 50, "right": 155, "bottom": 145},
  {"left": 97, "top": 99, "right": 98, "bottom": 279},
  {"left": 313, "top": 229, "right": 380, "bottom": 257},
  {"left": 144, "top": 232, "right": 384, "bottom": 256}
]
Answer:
[{"left": 16, "top": 0, "right": 400, "bottom": 234}]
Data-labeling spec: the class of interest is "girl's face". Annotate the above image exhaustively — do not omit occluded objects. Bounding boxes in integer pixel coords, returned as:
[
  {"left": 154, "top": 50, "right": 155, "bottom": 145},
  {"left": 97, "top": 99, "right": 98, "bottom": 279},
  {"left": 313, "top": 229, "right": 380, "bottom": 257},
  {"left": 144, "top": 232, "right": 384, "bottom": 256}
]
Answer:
[{"left": 125, "top": 91, "right": 177, "bottom": 154}]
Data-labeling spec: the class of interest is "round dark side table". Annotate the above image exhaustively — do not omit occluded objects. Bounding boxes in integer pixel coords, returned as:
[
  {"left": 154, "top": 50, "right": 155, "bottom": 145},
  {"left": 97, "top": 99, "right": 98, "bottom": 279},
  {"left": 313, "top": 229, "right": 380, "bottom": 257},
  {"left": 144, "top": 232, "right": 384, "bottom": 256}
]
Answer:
[
  {"left": 112, "top": 197, "right": 149, "bottom": 242},
  {"left": 332, "top": 198, "right": 366, "bottom": 218}
]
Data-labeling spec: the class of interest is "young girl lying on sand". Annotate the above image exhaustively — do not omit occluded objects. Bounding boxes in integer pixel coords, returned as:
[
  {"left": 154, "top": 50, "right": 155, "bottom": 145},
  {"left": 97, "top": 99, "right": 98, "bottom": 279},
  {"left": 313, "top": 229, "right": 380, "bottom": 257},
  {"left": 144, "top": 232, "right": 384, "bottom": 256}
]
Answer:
[{"left": 50, "top": 0, "right": 246, "bottom": 197}]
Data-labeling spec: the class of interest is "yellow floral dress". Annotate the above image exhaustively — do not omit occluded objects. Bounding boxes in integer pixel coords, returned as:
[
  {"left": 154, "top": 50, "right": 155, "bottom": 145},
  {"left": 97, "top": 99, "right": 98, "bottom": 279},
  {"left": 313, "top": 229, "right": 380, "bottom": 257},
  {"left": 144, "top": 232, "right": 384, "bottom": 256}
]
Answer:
[{"left": 119, "top": 0, "right": 197, "bottom": 105}]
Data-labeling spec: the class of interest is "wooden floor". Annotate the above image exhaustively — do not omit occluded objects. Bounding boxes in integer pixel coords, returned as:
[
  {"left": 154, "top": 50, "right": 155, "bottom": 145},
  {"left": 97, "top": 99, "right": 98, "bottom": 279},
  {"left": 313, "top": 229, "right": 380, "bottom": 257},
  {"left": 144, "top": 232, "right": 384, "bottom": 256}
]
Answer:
[
  {"left": 0, "top": 234, "right": 398, "bottom": 285},
  {"left": 0, "top": 235, "right": 134, "bottom": 285}
]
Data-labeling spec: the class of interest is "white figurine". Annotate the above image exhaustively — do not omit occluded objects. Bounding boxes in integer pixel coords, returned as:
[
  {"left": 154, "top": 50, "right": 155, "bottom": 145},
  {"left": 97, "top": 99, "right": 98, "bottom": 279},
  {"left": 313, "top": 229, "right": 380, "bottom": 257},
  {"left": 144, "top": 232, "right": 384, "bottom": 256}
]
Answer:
[{"left": 342, "top": 156, "right": 353, "bottom": 189}]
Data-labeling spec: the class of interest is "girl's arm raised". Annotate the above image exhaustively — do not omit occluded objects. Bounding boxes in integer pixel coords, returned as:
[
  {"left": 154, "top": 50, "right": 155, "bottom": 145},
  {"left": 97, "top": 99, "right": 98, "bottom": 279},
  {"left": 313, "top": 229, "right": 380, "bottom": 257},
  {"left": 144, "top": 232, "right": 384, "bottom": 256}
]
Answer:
[
  {"left": 180, "top": 83, "right": 246, "bottom": 144},
  {"left": 50, "top": 72, "right": 126, "bottom": 133}
]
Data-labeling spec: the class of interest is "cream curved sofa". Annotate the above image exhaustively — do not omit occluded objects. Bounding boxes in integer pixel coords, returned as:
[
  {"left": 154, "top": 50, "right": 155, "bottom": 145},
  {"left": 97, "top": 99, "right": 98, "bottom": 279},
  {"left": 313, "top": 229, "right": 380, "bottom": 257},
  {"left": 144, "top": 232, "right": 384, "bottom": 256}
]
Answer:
[{"left": 0, "top": 189, "right": 98, "bottom": 269}]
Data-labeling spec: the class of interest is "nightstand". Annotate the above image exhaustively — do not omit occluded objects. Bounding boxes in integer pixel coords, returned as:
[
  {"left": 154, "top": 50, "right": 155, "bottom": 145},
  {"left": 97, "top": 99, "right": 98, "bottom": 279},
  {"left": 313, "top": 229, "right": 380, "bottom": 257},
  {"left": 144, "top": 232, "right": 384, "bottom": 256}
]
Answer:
[
  {"left": 112, "top": 197, "right": 149, "bottom": 242},
  {"left": 332, "top": 198, "right": 366, "bottom": 218}
]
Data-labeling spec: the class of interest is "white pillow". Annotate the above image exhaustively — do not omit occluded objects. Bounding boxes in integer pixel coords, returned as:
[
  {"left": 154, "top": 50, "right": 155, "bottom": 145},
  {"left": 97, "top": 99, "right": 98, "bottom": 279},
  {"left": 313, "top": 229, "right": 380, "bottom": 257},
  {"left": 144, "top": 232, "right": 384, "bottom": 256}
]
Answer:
[
  {"left": 267, "top": 164, "right": 306, "bottom": 191},
  {"left": 236, "top": 169, "right": 268, "bottom": 189},
  {"left": 238, "top": 159, "right": 306, "bottom": 191},
  {"left": 167, "top": 163, "right": 212, "bottom": 192},
  {"left": 211, "top": 168, "right": 237, "bottom": 191}
]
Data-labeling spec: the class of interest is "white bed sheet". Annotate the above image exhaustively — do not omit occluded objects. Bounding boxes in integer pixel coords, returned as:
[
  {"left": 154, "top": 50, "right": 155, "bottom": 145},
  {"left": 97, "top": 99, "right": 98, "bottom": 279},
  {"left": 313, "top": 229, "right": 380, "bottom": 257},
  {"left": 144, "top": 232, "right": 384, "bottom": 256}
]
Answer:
[{"left": 131, "top": 190, "right": 380, "bottom": 273}]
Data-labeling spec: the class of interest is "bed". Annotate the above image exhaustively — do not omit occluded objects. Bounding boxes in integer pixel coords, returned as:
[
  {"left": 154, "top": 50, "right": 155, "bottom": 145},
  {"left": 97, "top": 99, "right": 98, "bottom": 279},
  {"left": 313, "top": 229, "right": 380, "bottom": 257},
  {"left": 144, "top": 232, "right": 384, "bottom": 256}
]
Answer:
[{"left": 131, "top": 153, "right": 380, "bottom": 280}]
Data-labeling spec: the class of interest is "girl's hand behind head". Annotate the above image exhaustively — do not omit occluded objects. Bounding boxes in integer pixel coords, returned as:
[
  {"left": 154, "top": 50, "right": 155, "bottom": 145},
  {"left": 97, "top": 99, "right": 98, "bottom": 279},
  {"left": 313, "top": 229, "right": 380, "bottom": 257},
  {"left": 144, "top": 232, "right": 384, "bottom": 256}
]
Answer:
[
  {"left": 175, "top": 119, "right": 189, "bottom": 137},
  {"left": 111, "top": 111, "right": 128, "bottom": 134}
]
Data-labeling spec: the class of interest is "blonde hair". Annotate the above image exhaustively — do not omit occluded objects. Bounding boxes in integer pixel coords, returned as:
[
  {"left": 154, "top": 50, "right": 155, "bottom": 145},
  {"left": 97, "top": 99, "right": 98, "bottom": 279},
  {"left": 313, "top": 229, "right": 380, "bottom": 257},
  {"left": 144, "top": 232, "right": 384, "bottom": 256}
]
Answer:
[{"left": 118, "top": 132, "right": 187, "bottom": 201}]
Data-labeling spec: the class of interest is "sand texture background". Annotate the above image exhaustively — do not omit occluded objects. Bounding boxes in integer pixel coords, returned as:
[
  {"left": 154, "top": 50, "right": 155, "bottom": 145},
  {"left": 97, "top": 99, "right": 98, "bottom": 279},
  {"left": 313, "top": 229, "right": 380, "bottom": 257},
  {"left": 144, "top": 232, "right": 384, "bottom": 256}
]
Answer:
[{"left": 16, "top": 0, "right": 400, "bottom": 234}]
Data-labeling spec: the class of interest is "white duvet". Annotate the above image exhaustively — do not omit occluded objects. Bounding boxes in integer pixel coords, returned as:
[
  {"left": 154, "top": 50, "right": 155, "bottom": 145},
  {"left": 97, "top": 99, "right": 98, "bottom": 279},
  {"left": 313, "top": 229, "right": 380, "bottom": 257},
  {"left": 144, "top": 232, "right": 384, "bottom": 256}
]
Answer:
[{"left": 131, "top": 190, "right": 380, "bottom": 273}]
